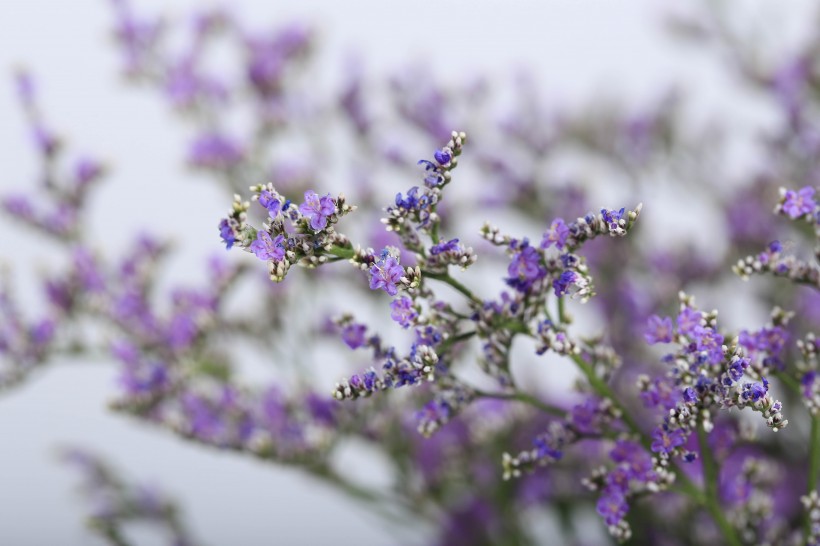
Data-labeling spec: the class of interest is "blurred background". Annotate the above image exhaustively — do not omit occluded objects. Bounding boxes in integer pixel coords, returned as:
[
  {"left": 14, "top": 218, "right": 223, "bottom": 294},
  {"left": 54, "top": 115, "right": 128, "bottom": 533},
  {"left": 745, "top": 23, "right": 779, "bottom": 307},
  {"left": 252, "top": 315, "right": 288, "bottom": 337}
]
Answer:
[{"left": 0, "top": 1, "right": 816, "bottom": 544}]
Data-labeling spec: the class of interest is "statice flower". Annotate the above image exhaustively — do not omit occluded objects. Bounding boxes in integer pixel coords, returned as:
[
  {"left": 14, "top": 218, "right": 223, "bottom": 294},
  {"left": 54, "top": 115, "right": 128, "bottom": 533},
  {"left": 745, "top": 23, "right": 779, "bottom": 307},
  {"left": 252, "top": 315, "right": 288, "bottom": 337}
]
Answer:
[
  {"left": 644, "top": 314, "right": 673, "bottom": 344},
  {"left": 369, "top": 249, "right": 405, "bottom": 296},
  {"left": 298, "top": 190, "right": 335, "bottom": 231},
  {"left": 780, "top": 186, "right": 817, "bottom": 219},
  {"left": 249, "top": 230, "right": 286, "bottom": 262},
  {"left": 390, "top": 296, "right": 418, "bottom": 329},
  {"left": 506, "top": 240, "right": 545, "bottom": 292},
  {"left": 540, "top": 218, "right": 570, "bottom": 249}
]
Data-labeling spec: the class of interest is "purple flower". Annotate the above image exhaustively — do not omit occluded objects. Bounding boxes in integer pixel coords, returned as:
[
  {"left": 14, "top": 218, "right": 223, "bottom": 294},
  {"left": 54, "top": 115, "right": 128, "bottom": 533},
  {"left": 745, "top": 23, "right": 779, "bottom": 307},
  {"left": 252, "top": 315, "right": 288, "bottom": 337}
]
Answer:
[
  {"left": 676, "top": 308, "right": 702, "bottom": 336},
  {"left": 597, "top": 487, "right": 628, "bottom": 526},
  {"left": 369, "top": 252, "right": 404, "bottom": 296},
  {"left": 341, "top": 323, "right": 367, "bottom": 349},
  {"left": 188, "top": 132, "right": 243, "bottom": 169},
  {"left": 430, "top": 238, "right": 460, "bottom": 255},
  {"left": 553, "top": 270, "right": 578, "bottom": 297},
  {"left": 541, "top": 218, "right": 570, "bottom": 250},
  {"left": 650, "top": 427, "right": 686, "bottom": 454},
  {"left": 742, "top": 379, "right": 768, "bottom": 402},
  {"left": 692, "top": 326, "right": 724, "bottom": 365},
  {"left": 390, "top": 296, "right": 417, "bottom": 329},
  {"left": 258, "top": 190, "right": 282, "bottom": 217},
  {"left": 782, "top": 186, "right": 816, "bottom": 219},
  {"left": 507, "top": 245, "right": 543, "bottom": 282},
  {"left": 298, "top": 190, "right": 335, "bottom": 231},
  {"left": 644, "top": 315, "right": 673, "bottom": 344},
  {"left": 218, "top": 218, "right": 235, "bottom": 250},
  {"left": 433, "top": 148, "right": 451, "bottom": 166},
  {"left": 249, "top": 231, "right": 285, "bottom": 262}
]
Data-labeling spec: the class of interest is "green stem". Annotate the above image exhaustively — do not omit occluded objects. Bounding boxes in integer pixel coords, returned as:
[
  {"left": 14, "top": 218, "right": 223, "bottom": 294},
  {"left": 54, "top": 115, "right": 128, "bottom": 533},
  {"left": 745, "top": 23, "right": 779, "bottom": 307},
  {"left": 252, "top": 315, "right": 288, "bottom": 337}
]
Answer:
[
  {"left": 475, "top": 389, "right": 565, "bottom": 417},
  {"left": 557, "top": 296, "right": 568, "bottom": 324},
  {"left": 697, "top": 426, "right": 742, "bottom": 546},
  {"left": 422, "top": 270, "right": 481, "bottom": 304}
]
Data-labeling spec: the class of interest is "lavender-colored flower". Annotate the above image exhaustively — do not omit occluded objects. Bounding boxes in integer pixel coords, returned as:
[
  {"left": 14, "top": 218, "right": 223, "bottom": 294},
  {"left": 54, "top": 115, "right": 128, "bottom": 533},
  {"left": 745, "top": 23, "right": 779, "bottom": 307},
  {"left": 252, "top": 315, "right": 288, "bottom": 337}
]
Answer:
[
  {"left": 552, "top": 270, "right": 579, "bottom": 297},
  {"left": 369, "top": 252, "right": 404, "bottom": 296},
  {"left": 692, "top": 326, "right": 724, "bottom": 365},
  {"left": 507, "top": 245, "right": 543, "bottom": 282},
  {"left": 644, "top": 315, "right": 673, "bottom": 344},
  {"left": 341, "top": 323, "right": 367, "bottom": 349},
  {"left": 298, "top": 190, "right": 335, "bottom": 231},
  {"left": 390, "top": 296, "right": 417, "bottom": 329},
  {"left": 258, "top": 190, "right": 282, "bottom": 217},
  {"left": 676, "top": 308, "right": 702, "bottom": 335},
  {"left": 433, "top": 148, "right": 451, "bottom": 166},
  {"left": 430, "top": 238, "right": 460, "bottom": 255},
  {"left": 597, "top": 487, "right": 628, "bottom": 526},
  {"left": 782, "top": 186, "right": 816, "bottom": 219},
  {"left": 650, "top": 427, "right": 686, "bottom": 454},
  {"left": 249, "top": 231, "right": 285, "bottom": 262},
  {"left": 188, "top": 132, "right": 244, "bottom": 169},
  {"left": 218, "top": 218, "right": 236, "bottom": 250},
  {"left": 541, "top": 218, "right": 570, "bottom": 250}
]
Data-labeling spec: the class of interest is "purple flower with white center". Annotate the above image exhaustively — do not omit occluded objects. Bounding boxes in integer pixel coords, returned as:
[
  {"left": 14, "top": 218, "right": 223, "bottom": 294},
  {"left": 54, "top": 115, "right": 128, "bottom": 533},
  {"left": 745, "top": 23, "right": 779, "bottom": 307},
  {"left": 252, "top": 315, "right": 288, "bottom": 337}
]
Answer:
[
  {"left": 644, "top": 315, "right": 673, "bottom": 344},
  {"left": 369, "top": 251, "right": 404, "bottom": 296},
  {"left": 341, "top": 323, "right": 367, "bottom": 349},
  {"left": 782, "top": 186, "right": 816, "bottom": 219},
  {"left": 597, "top": 487, "right": 628, "bottom": 526},
  {"left": 390, "top": 296, "right": 417, "bottom": 329},
  {"left": 541, "top": 218, "right": 570, "bottom": 250},
  {"left": 298, "top": 190, "right": 335, "bottom": 231},
  {"left": 218, "top": 218, "right": 235, "bottom": 250},
  {"left": 650, "top": 427, "right": 686, "bottom": 454},
  {"left": 249, "top": 230, "right": 286, "bottom": 262},
  {"left": 258, "top": 190, "right": 282, "bottom": 217}
]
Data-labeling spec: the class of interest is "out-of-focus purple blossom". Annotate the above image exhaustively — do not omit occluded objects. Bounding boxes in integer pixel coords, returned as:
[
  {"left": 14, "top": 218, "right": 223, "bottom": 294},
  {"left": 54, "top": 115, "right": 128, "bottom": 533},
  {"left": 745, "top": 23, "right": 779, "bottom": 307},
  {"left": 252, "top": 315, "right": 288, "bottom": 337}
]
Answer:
[
  {"left": 430, "top": 238, "right": 460, "bottom": 256},
  {"left": 341, "top": 323, "right": 367, "bottom": 350},
  {"left": 390, "top": 296, "right": 417, "bottom": 329},
  {"left": 2, "top": 194, "right": 35, "bottom": 221},
  {"left": 692, "top": 326, "right": 725, "bottom": 365},
  {"left": 781, "top": 186, "right": 816, "bottom": 219},
  {"left": 187, "top": 132, "right": 244, "bottom": 169},
  {"left": 541, "top": 218, "right": 570, "bottom": 250},
  {"left": 650, "top": 427, "right": 686, "bottom": 454},
  {"left": 644, "top": 315, "right": 673, "bottom": 344},
  {"left": 676, "top": 308, "right": 702, "bottom": 336},
  {"left": 597, "top": 487, "right": 628, "bottom": 526},
  {"left": 298, "top": 190, "right": 335, "bottom": 231},
  {"left": 249, "top": 231, "right": 285, "bottom": 262},
  {"left": 218, "top": 218, "right": 236, "bottom": 250}
]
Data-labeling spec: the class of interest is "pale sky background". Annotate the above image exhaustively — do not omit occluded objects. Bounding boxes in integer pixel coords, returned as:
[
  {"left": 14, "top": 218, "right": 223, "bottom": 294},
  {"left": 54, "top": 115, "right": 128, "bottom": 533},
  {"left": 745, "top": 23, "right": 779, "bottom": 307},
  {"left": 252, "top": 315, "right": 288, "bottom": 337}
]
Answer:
[{"left": 0, "top": 1, "right": 812, "bottom": 544}]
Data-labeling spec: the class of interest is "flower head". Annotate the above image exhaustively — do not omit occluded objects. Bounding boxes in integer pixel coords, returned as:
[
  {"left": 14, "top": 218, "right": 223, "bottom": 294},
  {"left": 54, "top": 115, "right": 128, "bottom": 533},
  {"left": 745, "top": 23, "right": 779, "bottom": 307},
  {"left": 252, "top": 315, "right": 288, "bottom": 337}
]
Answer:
[
  {"left": 298, "top": 190, "right": 335, "bottom": 231},
  {"left": 249, "top": 230, "right": 286, "bottom": 262},
  {"left": 390, "top": 296, "right": 417, "bottom": 329},
  {"left": 650, "top": 427, "right": 686, "bottom": 454},
  {"left": 644, "top": 315, "right": 673, "bottom": 344},
  {"left": 369, "top": 250, "right": 404, "bottom": 296},
  {"left": 782, "top": 186, "right": 816, "bottom": 219},
  {"left": 541, "top": 218, "right": 570, "bottom": 250}
]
